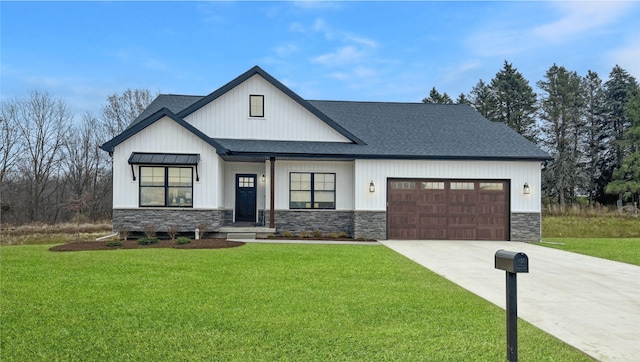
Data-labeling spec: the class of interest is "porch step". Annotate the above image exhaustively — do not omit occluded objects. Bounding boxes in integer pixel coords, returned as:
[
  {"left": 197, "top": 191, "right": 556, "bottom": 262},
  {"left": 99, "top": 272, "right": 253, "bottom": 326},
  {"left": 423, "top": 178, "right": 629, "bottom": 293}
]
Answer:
[
  {"left": 218, "top": 226, "right": 275, "bottom": 233},
  {"left": 226, "top": 232, "right": 257, "bottom": 240},
  {"left": 214, "top": 226, "right": 276, "bottom": 239}
]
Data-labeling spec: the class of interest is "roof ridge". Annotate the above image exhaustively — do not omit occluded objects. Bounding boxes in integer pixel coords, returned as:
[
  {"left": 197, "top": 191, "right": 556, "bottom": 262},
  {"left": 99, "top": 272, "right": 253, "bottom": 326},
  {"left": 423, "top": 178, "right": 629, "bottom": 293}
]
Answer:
[{"left": 308, "top": 100, "right": 466, "bottom": 106}]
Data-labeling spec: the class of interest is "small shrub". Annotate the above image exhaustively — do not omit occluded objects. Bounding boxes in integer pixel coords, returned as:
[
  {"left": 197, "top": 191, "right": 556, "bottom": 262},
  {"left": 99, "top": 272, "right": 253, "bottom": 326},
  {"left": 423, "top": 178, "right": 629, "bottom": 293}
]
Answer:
[
  {"left": 325, "top": 232, "right": 340, "bottom": 239},
  {"left": 298, "top": 230, "right": 311, "bottom": 238},
  {"left": 337, "top": 231, "right": 349, "bottom": 238},
  {"left": 312, "top": 229, "right": 323, "bottom": 238},
  {"left": 167, "top": 225, "right": 180, "bottom": 240},
  {"left": 119, "top": 227, "right": 130, "bottom": 241},
  {"left": 106, "top": 241, "right": 122, "bottom": 247},
  {"left": 137, "top": 237, "right": 159, "bottom": 245},
  {"left": 267, "top": 234, "right": 276, "bottom": 239},
  {"left": 196, "top": 223, "right": 209, "bottom": 239},
  {"left": 280, "top": 231, "right": 294, "bottom": 237},
  {"left": 142, "top": 224, "right": 156, "bottom": 238},
  {"left": 175, "top": 236, "right": 190, "bottom": 245}
]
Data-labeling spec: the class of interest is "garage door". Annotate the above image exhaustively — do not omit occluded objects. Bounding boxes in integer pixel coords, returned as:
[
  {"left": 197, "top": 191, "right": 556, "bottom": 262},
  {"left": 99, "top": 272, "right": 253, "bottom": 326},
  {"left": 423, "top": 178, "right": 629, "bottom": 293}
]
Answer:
[{"left": 387, "top": 179, "right": 509, "bottom": 240}]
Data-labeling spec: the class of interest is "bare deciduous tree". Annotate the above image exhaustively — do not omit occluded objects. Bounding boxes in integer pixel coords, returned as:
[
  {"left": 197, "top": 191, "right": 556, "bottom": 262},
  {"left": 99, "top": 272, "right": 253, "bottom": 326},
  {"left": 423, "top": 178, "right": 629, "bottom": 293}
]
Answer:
[
  {"left": 14, "top": 91, "right": 73, "bottom": 222},
  {"left": 63, "top": 112, "right": 109, "bottom": 220},
  {"left": 101, "top": 89, "right": 156, "bottom": 139},
  {"left": 0, "top": 101, "right": 23, "bottom": 184}
]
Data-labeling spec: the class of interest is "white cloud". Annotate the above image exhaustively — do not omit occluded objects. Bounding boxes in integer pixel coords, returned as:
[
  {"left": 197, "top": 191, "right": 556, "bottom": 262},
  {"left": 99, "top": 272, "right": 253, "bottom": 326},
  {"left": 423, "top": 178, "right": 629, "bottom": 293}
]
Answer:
[
  {"left": 608, "top": 39, "right": 640, "bottom": 80},
  {"left": 274, "top": 43, "right": 299, "bottom": 57},
  {"left": 312, "top": 46, "right": 367, "bottom": 66},
  {"left": 533, "top": 2, "right": 634, "bottom": 43},
  {"left": 467, "top": 2, "right": 637, "bottom": 58},
  {"left": 293, "top": 1, "right": 342, "bottom": 11}
]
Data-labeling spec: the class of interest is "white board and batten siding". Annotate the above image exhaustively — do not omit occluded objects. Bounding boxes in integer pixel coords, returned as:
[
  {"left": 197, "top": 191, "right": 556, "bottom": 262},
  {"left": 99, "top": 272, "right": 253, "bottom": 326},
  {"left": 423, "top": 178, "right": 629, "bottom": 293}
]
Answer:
[
  {"left": 266, "top": 160, "right": 355, "bottom": 210},
  {"left": 354, "top": 159, "right": 542, "bottom": 212},
  {"left": 112, "top": 116, "right": 223, "bottom": 209},
  {"left": 185, "top": 74, "right": 351, "bottom": 143},
  {"left": 222, "top": 162, "right": 268, "bottom": 212}
]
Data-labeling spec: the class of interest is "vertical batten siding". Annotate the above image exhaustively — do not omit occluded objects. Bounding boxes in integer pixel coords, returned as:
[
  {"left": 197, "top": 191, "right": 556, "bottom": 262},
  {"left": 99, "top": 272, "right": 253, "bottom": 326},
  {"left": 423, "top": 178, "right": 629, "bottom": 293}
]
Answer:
[
  {"left": 184, "top": 75, "right": 350, "bottom": 142},
  {"left": 223, "top": 162, "right": 268, "bottom": 221},
  {"left": 354, "top": 159, "right": 542, "bottom": 213},
  {"left": 111, "top": 116, "right": 222, "bottom": 209},
  {"left": 270, "top": 160, "right": 355, "bottom": 210}
]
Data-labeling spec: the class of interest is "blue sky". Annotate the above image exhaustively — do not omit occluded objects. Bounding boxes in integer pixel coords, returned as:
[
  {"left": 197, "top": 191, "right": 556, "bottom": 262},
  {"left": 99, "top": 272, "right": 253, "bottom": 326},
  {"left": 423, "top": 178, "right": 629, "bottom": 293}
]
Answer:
[{"left": 2, "top": 1, "right": 639, "bottom": 117}]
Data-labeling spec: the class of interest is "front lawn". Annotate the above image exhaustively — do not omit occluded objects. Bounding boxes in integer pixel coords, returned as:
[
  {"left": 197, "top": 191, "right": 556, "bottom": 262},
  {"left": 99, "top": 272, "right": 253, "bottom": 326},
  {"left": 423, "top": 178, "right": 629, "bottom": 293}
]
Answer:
[
  {"left": 1, "top": 244, "right": 589, "bottom": 361},
  {"left": 540, "top": 238, "right": 640, "bottom": 266}
]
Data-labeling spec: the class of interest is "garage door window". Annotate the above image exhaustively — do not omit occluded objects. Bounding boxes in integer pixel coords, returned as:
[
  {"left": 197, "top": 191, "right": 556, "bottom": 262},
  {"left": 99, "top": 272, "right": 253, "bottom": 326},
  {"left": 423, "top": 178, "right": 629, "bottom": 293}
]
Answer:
[
  {"left": 479, "top": 182, "right": 504, "bottom": 190},
  {"left": 390, "top": 181, "right": 416, "bottom": 189},
  {"left": 450, "top": 182, "right": 475, "bottom": 190},
  {"left": 421, "top": 181, "right": 445, "bottom": 190},
  {"left": 290, "top": 172, "right": 335, "bottom": 209}
]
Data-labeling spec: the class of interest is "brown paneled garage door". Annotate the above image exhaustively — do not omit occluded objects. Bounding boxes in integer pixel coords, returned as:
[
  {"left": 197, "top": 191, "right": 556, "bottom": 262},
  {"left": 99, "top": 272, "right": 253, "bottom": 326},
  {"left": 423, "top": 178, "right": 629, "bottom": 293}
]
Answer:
[{"left": 387, "top": 179, "right": 509, "bottom": 240}]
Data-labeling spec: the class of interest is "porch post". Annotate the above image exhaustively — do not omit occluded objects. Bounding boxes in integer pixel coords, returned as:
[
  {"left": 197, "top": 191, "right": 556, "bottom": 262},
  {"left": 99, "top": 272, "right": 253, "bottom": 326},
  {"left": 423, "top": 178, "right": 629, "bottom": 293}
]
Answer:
[{"left": 269, "top": 157, "right": 275, "bottom": 228}]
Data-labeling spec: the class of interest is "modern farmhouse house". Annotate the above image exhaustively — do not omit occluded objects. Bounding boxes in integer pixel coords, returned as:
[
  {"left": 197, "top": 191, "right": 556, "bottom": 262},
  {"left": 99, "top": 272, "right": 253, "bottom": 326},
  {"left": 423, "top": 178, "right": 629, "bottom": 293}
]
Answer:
[{"left": 100, "top": 66, "right": 550, "bottom": 241}]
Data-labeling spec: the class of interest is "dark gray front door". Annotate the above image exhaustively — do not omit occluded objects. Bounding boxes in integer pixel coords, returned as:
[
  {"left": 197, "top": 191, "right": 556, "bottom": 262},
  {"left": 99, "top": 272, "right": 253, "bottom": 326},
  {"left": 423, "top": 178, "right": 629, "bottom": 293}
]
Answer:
[{"left": 235, "top": 174, "right": 257, "bottom": 222}]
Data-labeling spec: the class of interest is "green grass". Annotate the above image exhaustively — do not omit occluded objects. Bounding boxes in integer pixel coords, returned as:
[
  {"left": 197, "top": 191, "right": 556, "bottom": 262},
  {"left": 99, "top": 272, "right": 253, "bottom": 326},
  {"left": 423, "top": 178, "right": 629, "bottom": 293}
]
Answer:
[
  {"left": 1, "top": 244, "right": 590, "bottom": 361},
  {"left": 540, "top": 238, "right": 640, "bottom": 266},
  {"left": 543, "top": 215, "right": 640, "bottom": 238}
]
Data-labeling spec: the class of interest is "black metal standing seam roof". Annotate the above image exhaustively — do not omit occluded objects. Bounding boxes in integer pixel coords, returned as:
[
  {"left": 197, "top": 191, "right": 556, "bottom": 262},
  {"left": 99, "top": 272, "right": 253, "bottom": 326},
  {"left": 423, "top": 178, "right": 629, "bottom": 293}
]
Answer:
[{"left": 128, "top": 153, "right": 200, "bottom": 165}]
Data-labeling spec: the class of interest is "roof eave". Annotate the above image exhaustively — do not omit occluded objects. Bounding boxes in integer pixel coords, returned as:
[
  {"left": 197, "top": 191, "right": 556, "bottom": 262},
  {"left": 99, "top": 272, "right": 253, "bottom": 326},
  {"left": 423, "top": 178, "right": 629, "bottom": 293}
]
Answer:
[
  {"left": 222, "top": 150, "right": 552, "bottom": 162},
  {"left": 99, "top": 108, "right": 229, "bottom": 155}
]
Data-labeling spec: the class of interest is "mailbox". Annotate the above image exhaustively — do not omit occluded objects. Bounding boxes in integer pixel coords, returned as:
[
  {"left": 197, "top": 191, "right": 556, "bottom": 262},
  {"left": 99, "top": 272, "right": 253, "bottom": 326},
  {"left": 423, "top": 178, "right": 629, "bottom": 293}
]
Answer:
[{"left": 495, "top": 250, "right": 529, "bottom": 273}]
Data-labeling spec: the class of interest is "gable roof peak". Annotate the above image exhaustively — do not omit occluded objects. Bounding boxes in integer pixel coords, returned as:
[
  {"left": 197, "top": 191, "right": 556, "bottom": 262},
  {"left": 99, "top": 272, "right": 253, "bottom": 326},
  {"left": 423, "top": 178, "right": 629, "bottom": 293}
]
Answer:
[{"left": 177, "top": 65, "right": 365, "bottom": 145}]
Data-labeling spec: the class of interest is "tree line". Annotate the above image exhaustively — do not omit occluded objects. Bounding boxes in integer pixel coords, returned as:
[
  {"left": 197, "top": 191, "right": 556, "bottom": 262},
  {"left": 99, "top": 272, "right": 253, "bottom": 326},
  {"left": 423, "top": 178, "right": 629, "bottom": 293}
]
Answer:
[
  {"left": 2, "top": 61, "right": 638, "bottom": 226},
  {"left": 1, "top": 90, "right": 155, "bottom": 225},
  {"left": 424, "top": 61, "right": 640, "bottom": 208}
]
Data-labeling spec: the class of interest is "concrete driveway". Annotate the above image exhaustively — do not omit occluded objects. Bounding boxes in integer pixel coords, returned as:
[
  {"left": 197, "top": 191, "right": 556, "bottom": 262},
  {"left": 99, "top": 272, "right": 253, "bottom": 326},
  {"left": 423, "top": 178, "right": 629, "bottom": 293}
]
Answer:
[{"left": 379, "top": 240, "right": 640, "bottom": 362}]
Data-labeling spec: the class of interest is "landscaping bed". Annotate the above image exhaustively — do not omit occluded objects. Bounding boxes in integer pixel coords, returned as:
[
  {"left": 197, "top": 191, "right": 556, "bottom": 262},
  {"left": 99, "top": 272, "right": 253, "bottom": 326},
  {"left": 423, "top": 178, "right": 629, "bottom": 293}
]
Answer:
[{"left": 49, "top": 238, "right": 244, "bottom": 252}]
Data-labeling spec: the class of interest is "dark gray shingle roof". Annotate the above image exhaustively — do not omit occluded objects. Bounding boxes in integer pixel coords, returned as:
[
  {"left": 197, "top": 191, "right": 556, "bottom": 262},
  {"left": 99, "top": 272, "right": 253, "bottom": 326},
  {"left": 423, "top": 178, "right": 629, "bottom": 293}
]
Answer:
[
  {"left": 105, "top": 66, "right": 550, "bottom": 161},
  {"left": 128, "top": 94, "right": 203, "bottom": 129}
]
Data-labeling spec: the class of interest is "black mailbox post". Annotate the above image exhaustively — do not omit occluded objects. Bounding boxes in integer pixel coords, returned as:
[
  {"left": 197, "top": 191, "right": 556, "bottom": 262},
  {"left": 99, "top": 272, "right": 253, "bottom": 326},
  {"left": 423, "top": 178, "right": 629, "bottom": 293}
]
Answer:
[{"left": 495, "top": 250, "right": 529, "bottom": 362}]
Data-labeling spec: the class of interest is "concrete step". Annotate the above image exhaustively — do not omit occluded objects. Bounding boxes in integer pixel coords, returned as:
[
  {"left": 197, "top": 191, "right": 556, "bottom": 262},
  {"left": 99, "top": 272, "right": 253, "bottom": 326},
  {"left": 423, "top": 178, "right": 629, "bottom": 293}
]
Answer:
[{"left": 226, "top": 232, "right": 257, "bottom": 240}]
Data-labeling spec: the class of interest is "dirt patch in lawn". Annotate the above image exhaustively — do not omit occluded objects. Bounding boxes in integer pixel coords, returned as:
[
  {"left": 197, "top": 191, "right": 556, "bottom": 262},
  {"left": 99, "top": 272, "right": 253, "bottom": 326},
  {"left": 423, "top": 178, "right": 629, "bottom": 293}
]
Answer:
[{"left": 50, "top": 239, "right": 245, "bottom": 252}]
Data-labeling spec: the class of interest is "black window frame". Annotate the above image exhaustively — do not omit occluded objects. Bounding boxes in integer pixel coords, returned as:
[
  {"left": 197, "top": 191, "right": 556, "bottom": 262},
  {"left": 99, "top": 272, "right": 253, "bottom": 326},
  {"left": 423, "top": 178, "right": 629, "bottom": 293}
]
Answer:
[
  {"left": 289, "top": 172, "right": 336, "bottom": 209},
  {"left": 249, "top": 94, "right": 264, "bottom": 118},
  {"left": 139, "top": 166, "right": 193, "bottom": 208}
]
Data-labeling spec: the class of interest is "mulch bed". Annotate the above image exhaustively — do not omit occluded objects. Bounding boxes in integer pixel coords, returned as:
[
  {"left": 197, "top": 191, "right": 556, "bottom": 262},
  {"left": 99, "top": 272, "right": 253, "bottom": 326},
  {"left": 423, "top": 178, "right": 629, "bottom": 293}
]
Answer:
[{"left": 50, "top": 239, "right": 245, "bottom": 252}]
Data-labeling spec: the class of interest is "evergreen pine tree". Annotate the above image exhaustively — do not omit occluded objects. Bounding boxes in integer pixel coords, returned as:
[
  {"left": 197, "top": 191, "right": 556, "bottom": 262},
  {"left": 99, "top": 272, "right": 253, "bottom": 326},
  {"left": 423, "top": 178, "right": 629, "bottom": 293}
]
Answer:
[
  {"left": 537, "top": 64, "right": 584, "bottom": 207},
  {"left": 490, "top": 61, "right": 538, "bottom": 142},
  {"left": 581, "top": 70, "right": 609, "bottom": 204},
  {"left": 469, "top": 79, "right": 497, "bottom": 120}
]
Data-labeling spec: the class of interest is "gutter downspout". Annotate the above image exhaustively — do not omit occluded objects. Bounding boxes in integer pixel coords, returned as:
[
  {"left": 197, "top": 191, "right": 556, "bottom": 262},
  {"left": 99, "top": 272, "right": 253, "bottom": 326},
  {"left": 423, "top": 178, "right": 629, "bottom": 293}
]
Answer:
[{"left": 96, "top": 232, "right": 119, "bottom": 241}]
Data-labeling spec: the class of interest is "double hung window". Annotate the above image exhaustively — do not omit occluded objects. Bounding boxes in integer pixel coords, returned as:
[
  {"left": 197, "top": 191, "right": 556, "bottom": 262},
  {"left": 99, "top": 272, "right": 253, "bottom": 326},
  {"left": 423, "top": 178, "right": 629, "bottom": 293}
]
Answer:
[
  {"left": 290, "top": 172, "right": 335, "bottom": 209},
  {"left": 140, "top": 166, "right": 193, "bottom": 207}
]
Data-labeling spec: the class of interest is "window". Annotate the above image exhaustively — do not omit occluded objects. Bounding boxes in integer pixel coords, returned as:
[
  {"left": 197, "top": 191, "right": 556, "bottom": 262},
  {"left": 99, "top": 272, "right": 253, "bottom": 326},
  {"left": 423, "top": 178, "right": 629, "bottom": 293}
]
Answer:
[
  {"left": 290, "top": 172, "right": 335, "bottom": 209},
  {"left": 450, "top": 182, "right": 475, "bottom": 190},
  {"left": 479, "top": 182, "right": 504, "bottom": 191},
  {"left": 140, "top": 166, "right": 193, "bottom": 207},
  {"left": 390, "top": 181, "right": 416, "bottom": 189},
  {"left": 249, "top": 94, "right": 264, "bottom": 117},
  {"left": 421, "top": 181, "right": 445, "bottom": 190}
]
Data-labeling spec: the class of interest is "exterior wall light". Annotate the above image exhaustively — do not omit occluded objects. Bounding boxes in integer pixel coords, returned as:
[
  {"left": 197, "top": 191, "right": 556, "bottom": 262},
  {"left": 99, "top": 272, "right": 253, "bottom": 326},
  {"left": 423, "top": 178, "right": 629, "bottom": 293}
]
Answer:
[
  {"left": 523, "top": 183, "right": 530, "bottom": 195},
  {"left": 261, "top": 174, "right": 266, "bottom": 182},
  {"left": 369, "top": 181, "right": 375, "bottom": 193}
]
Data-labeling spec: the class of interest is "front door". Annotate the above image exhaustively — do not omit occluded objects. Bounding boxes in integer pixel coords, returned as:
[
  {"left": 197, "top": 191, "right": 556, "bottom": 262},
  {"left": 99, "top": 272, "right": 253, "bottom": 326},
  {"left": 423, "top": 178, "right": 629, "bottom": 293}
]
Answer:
[{"left": 235, "top": 174, "right": 257, "bottom": 222}]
